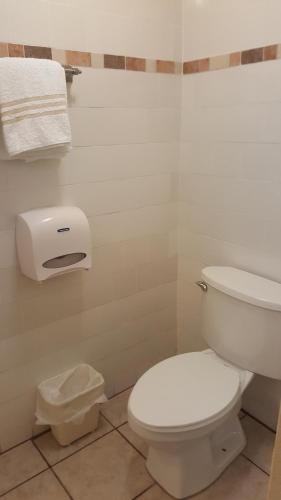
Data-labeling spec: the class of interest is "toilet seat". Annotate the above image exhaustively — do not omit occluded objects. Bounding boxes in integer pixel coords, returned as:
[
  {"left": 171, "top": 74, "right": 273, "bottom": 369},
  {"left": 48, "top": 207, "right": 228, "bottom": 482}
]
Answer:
[{"left": 129, "top": 352, "right": 242, "bottom": 433}]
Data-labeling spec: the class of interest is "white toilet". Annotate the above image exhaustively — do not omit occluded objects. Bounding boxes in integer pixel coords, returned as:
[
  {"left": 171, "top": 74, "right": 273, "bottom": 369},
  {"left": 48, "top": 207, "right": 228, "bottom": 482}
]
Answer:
[{"left": 128, "top": 266, "right": 281, "bottom": 499}]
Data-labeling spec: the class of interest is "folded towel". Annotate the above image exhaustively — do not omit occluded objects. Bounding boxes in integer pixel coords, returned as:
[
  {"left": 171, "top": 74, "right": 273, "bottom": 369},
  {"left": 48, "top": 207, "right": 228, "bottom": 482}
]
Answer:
[
  {"left": 0, "top": 57, "right": 71, "bottom": 161},
  {"left": 0, "top": 126, "right": 70, "bottom": 162}
]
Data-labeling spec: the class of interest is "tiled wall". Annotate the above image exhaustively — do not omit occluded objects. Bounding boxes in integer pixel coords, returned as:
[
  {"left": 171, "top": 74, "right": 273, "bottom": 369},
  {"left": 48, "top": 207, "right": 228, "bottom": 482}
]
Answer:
[
  {"left": 0, "top": 0, "right": 181, "bottom": 451},
  {"left": 179, "top": 0, "right": 281, "bottom": 430},
  {"left": 183, "top": 44, "right": 281, "bottom": 74},
  {"left": 0, "top": 42, "right": 181, "bottom": 74},
  {"left": 0, "top": 0, "right": 182, "bottom": 60}
]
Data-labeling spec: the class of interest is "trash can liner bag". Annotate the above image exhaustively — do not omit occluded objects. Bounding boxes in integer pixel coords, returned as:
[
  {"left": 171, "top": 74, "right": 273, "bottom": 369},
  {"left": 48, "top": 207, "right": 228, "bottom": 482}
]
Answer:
[{"left": 35, "top": 364, "right": 106, "bottom": 426}]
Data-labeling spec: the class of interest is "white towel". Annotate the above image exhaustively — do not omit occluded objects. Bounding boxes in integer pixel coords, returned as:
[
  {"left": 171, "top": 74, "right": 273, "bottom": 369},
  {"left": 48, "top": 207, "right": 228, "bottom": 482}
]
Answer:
[{"left": 0, "top": 57, "right": 71, "bottom": 161}]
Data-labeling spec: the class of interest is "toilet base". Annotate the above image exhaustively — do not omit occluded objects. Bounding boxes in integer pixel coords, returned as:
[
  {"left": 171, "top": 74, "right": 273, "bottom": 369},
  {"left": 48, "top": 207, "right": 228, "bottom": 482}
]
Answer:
[{"left": 145, "top": 415, "right": 246, "bottom": 499}]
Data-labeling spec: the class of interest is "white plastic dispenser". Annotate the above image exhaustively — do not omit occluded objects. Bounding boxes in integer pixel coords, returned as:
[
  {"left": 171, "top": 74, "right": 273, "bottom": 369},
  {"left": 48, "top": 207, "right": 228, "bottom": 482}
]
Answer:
[{"left": 16, "top": 206, "right": 91, "bottom": 281}]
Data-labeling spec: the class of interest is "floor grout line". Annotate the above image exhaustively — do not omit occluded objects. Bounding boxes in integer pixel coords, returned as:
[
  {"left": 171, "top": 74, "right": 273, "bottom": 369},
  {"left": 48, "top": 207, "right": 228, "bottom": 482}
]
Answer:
[
  {"left": 132, "top": 483, "right": 156, "bottom": 500},
  {"left": 33, "top": 429, "right": 74, "bottom": 499},
  {"left": 107, "top": 384, "right": 134, "bottom": 401},
  {"left": 37, "top": 428, "right": 115, "bottom": 468},
  {"left": 116, "top": 426, "right": 147, "bottom": 460},
  {"left": 0, "top": 468, "right": 49, "bottom": 498},
  {"left": 241, "top": 453, "right": 270, "bottom": 476},
  {"left": 51, "top": 468, "right": 74, "bottom": 500},
  {"left": 99, "top": 411, "right": 117, "bottom": 427},
  {"left": 0, "top": 434, "right": 41, "bottom": 457},
  {"left": 0, "top": 425, "right": 53, "bottom": 456},
  {"left": 242, "top": 409, "right": 276, "bottom": 434},
  {"left": 116, "top": 420, "right": 129, "bottom": 429},
  {"left": 0, "top": 393, "right": 274, "bottom": 499},
  {"left": 32, "top": 438, "right": 52, "bottom": 468}
]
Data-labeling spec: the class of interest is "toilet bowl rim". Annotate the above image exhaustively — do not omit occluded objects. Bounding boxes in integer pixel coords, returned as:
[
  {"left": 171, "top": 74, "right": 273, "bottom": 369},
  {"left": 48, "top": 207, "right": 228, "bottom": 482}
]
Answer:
[
  {"left": 128, "top": 391, "right": 241, "bottom": 437},
  {"left": 128, "top": 350, "right": 254, "bottom": 434}
]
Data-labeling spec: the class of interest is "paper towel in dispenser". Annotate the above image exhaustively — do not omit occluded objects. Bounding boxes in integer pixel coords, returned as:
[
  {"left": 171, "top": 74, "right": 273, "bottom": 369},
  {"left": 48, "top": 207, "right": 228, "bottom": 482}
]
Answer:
[{"left": 16, "top": 206, "right": 92, "bottom": 281}]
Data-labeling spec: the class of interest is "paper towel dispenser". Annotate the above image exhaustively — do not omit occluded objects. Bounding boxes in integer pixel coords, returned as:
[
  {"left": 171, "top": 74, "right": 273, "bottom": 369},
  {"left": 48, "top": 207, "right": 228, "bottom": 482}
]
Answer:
[{"left": 16, "top": 206, "right": 92, "bottom": 281}]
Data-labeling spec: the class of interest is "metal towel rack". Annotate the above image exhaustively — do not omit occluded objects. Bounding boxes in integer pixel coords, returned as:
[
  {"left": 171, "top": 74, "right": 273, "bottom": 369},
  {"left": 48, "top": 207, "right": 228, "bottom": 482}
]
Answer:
[{"left": 63, "top": 65, "right": 82, "bottom": 83}]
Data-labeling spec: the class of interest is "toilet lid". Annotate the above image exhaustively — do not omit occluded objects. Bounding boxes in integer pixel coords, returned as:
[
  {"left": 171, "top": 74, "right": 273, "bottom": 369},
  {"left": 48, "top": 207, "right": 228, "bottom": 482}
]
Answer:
[{"left": 128, "top": 352, "right": 241, "bottom": 431}]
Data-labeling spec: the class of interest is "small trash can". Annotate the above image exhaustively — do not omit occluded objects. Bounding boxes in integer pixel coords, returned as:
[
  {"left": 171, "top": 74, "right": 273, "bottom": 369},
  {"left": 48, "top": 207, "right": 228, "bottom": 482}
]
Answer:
[{"left": 35, "top": 364, "right": 106, "bottom": 446}]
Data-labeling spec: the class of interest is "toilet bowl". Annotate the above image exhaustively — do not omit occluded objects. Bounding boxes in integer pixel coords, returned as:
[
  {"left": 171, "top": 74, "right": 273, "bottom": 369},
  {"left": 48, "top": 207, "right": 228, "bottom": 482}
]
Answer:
[
  {"left": 128, "top": 350, "right": 254, "bottom": 499},
  {"left": 129, "top": 266, "right": 281, "bottom": 498}
]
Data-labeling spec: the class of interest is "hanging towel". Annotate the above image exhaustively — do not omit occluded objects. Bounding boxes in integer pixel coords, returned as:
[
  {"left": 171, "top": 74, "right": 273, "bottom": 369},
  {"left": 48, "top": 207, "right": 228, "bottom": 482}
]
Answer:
[{"left": 0, "top": 57, "right": 71, "bottom": 161}]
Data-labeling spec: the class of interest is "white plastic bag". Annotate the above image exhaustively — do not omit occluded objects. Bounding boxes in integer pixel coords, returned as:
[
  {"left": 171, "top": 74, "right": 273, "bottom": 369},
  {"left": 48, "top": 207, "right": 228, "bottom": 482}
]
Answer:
[{"left": 35, "top": 364, "right": 107, "bottom": 426}]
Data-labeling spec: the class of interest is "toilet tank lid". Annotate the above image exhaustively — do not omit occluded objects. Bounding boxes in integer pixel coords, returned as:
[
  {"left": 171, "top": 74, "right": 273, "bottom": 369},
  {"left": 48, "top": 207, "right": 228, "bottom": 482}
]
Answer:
[{"left": 202, "top": 266, "right": 281, "bottom": 312}]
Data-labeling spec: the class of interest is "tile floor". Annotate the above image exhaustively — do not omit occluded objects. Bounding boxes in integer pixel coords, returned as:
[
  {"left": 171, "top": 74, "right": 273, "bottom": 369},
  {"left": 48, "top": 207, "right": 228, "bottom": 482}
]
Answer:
[{"left": 0, "top": 388, "right": 272, "bottom": 500}]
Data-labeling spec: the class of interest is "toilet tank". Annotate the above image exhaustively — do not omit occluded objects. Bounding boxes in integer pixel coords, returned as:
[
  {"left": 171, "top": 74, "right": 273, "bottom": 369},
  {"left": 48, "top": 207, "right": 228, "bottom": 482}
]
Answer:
[{"left": 199, "top": 267, "right": 281, "bottom": 380}]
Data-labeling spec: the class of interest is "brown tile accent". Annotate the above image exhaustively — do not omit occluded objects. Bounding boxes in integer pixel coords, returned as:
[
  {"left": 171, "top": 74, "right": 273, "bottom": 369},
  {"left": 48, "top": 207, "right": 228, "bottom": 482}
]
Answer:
[
  {"left": 198, "top": 58, "right": 209, "bottom": 72},
  {"left": 241, "top": 47, "right": 263, "bottom": 65},
  {"left": 8, "top": 44, "right": 24, "bottom": 57},
  {"left": 65, "top": 50, "right": 91, "bottom": 67},
  {"left": 126, "top": 57, "right": 146, "bottom": 72},
  {"left": 263, "top": 44, "right": 278, "bottom": 61},
  {"left": 183, "top": 60, "right": 199, "bottom": 74},
  {"left": 0, "top": 43, "right": 8, "bottom": 57},
  {"left": 24, "top": 45, "right": 52, "bottom": 59},
  {"left": 156, "top": 60, "right": 175, "bottom": 74},
  {"left": 3, "top": 38, "right": 281, "bottom": 79},
  {"left": 104, "top": 54, "right": 125, "bottom": 70},
  {"left": 229, "top": 52, "right": 241, "bottom": 67}
]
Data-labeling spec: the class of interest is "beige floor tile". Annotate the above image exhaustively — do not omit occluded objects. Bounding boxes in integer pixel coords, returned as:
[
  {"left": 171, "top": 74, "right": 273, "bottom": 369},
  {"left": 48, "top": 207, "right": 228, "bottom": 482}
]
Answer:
[
  {"left": 194, "top": 456, "right": 268, "bottom": 500},
  {"left": 34, "top": 415, "right": 113, "bottom": 465},
  {"left": 118, "top": 423, "right": 148, "bottom": 457},
  {"left": 0, "top": 441, "right": 47, "bottom": 495},
  {"left": 242, "top": 416, "right": 275, "bottom": 474},
  {"left": 137, "top": 484, "right": 173, "bottom": 499},
  {"left": 53, "top": 430, "right": 154, "bottom": 500},
  {"left": 1, "top": 470, "right": 70, "bottom": 500},
  {"left": 100, "top": 388, "right": 132, "bottom": 427}
]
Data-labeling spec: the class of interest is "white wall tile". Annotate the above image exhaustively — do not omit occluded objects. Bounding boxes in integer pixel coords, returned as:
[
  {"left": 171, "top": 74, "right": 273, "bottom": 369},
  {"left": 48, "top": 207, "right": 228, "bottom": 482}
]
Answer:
[
  {"left": 69, "top": 107, "right": 179, "bottom": 147},
  {"left": 183, "top": 0, "right": 281, "bottom": 60},
  {"left": 68, "top": 70, "right": 181, "bottom": 109},
  {"left": 0, "top": 0, "right": 51, "bottom": 47},
  {"left": 49, "top": 0, "right": 181, "bottom": 59},
  {"left": 0, "top": 393, "right": 36, "bottom": 451},
  {"left": 6, "top": 143, "right": 177, "bottom": 190},
  {"left": 0, "top": 231, "right": 16, "bottom": 269},
  {"left": 0, "top": 0, "right": 180, "bottom": 451},
  {"left": 60, "top": 174, "right": 172, "bottom": 216},
  {"left": 92, "top": 203, "right": 177, "bottom": 246},
  {"left": 180, "top": 5, "right": 281, "bottom": 429}
]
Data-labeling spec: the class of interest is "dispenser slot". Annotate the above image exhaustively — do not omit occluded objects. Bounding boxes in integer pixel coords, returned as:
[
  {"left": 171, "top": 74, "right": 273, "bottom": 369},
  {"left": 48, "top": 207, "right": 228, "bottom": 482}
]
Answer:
[{"left": 43, "top": 252, "right": 87, "bottom": 269}]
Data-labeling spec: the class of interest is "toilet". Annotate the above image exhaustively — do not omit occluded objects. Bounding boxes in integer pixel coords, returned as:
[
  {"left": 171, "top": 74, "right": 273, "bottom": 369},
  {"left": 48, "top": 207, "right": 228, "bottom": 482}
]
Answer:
[{"left": 128, "top": 266, "right": 281, "bottom": 499}]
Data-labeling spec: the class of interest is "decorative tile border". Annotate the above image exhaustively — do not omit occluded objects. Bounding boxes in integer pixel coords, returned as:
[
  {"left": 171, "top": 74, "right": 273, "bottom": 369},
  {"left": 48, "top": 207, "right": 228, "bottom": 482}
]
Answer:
[
  {"left": 183, "top": 43, "right": 281, "bottom": 75},
  {"left": 0, "top": 42, "right": 181, "bottom": 75},
  {"left": 2, "top": 41, "right": 281, "bottom": 77}
]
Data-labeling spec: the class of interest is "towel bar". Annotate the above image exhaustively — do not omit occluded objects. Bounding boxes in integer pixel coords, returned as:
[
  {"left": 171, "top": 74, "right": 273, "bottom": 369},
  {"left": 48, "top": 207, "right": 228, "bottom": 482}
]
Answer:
[{"left": 63, "top": 65, "right": 82, "bottom": 83}]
